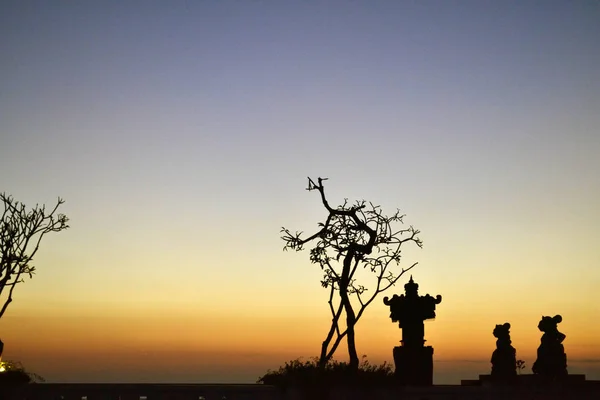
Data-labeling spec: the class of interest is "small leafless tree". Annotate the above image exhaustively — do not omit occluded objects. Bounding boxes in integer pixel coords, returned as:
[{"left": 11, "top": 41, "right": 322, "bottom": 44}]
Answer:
[
  {"left": 516, "top": 359, "right": 526, "bottom": 375},
  {"left": 0, "top": 193, "right": 69, "bottom": 319},
  {"left": 281, "top": 177, "right": 422, "bottom": 370}
]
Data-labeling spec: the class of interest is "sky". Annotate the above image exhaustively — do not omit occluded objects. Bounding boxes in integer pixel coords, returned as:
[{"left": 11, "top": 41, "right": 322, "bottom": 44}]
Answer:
[{"left": 1, "top": 0, "right": 599, "bottom": 384}]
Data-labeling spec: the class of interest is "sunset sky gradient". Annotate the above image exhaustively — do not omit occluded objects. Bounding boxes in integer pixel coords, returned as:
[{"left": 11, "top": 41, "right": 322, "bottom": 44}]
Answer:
[{"left": 1, "top": 1, "right": 599, "bottom": 384}]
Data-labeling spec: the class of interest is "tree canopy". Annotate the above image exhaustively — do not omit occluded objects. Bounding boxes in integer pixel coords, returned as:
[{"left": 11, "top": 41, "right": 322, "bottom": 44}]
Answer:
[
  {"left": 281, "top": 177, "right": 422, "bottom": 369},
  {"left": 0, "top": 193, "right": 69, "bottom": 319}
]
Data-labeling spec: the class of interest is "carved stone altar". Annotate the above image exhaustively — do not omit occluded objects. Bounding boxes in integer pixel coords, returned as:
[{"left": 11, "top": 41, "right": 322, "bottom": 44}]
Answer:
[
  {"left": 532, "top": 315, "right": 568, "bottom": 378},
  {"left": 383, "top": 276, "right": 442, "bottom": 386}
]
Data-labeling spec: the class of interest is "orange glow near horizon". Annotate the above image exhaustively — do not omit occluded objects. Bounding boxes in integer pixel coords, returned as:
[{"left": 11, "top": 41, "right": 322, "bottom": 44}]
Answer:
[
  {"left": 2, "top": 295, "right": 599, "bottom": 383},
  {"left": 1, "top": 233, "right": 599, "bottom": 384}
]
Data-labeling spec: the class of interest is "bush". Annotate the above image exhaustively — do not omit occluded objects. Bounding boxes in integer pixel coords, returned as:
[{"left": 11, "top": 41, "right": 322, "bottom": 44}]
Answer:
[
  {"left": 258, "top": 356, "right": 395, "bottom": 388},
  {"left": 0, "top": 370, "right": 31, "bottom": 386},
  {"left": 0, "top": 360, "right": 44, "bottom": 384}
]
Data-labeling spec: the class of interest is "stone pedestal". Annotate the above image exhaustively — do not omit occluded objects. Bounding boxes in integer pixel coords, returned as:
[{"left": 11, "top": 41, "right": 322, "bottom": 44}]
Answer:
[
  {"left": 462, "top": 373, "right": 588, "bottom": 387},
  {"left": 393, "top": 345, "right": 434, "bottom": 386}
]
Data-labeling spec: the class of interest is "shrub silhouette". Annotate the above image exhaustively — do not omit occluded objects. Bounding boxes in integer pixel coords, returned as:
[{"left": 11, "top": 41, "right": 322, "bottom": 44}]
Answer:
[{"left": 258, "top": 355, "right": 394, "bottom": 387}]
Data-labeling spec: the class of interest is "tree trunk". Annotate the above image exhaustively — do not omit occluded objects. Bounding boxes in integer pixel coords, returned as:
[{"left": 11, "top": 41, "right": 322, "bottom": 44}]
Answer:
[
  {"left": 319, "top": 296, "right": 344, "bottom": 367},
  {"left": 340, "top": 250, "right": 359, "bottom": 371},
  {"left": 342, "top": 292, "right": 359, "bottom": 370},
  {"left": 319, "top": 333, "right": 333, "bottom": 367}
]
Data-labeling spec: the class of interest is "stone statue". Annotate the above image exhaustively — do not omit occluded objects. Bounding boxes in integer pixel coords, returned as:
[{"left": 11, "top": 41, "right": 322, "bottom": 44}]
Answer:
[
  {"left": 490, "top": 323, "right": 517, "bottom": 379},
  {"left": 383, "top": 276, "right": 442, "bottom": 385},
  {"left": 532, "top": 315, "right": 568, "bottom": 378}
]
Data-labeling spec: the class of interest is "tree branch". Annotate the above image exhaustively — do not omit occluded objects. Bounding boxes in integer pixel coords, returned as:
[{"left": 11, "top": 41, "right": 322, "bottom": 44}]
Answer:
[
  {"left": 281, "top": 178, "right": 422, "bottom": 366},
  {"left": 0, "top": 194, "right": 68, "bottom": 319}
]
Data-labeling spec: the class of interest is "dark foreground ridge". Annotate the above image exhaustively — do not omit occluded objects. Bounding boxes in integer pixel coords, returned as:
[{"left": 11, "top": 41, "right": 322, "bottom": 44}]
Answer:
[{"left": 3, "top": 382, "right": 600, "bottom": 400}]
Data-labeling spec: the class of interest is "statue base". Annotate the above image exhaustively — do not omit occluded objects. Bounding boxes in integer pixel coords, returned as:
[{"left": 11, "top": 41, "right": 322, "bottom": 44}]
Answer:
[
  {"left": 461, "top": 374, "right": 588, "bottom": 387},
  {"left": 392, "top": 345, "right": 434, "bottom": 386}
]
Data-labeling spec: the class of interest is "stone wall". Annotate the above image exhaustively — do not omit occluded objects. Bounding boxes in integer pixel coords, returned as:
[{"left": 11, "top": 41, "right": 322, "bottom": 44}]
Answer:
[
  {"left": 2, "top": 383, "right": 280, "bottom": 400},
  {"left": 3, "top": 382, "right": 600, "bottom": 400}
]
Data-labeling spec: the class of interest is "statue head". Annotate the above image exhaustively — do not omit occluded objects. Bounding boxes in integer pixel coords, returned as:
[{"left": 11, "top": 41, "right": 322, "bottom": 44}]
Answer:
[
  {"left": 538, "top": 315, "right": 562, "bottom": 333},
  {"left": 493, "top": 323, "right": 511, "bottom": 341}
]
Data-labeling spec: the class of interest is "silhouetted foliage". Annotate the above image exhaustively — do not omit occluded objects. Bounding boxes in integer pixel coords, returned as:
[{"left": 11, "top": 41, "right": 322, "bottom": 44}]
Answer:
[
  {"left": 0, "top": 360, "right": 45, "bottom": 384},
  {"left": 257, "top": 356, "right": 394, "bottom": 388},
  {"left": 0, "top": 193, "right": 69, "bottom": 318},
  {"left": 281, "top": 177, "right": 422, "bottom": 370}
]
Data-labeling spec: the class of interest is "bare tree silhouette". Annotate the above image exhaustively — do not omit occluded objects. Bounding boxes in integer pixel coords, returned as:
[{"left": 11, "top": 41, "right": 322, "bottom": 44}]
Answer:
[
  {"left": 281, "top": 177, "right": 422, "bottom": 370},
  {"left": 0, "top": 193, "right": 69, "bottom": 319}
]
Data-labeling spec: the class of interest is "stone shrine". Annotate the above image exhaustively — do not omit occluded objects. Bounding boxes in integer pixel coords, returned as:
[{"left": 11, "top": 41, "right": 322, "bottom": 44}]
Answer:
[{"left": 383, "top": 276, "right": 442, "bottom": 385}]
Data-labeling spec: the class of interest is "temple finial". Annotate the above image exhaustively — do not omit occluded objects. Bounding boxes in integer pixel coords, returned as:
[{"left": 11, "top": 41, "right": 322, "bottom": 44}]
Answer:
[{"left": 404, "top": 275, "right": 419, "bottom": 293}]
